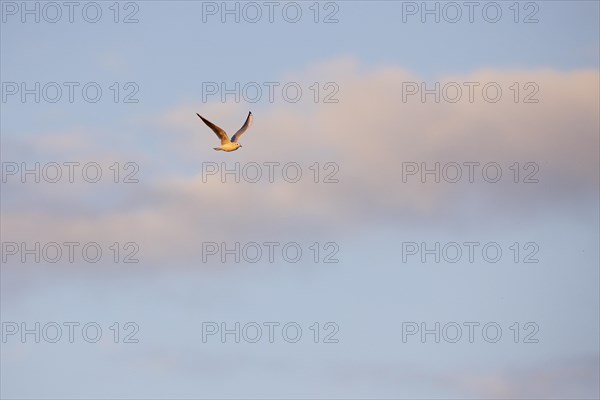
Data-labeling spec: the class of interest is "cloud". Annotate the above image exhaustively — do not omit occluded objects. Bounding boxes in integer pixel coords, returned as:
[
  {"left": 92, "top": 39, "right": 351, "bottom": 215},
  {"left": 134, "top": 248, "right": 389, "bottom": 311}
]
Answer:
[
  {"left": 449, "top": 356, "right": 600, "bottom": 399},
  {"left": 2, "top": 58, "right": 598, "bottom": 265}
]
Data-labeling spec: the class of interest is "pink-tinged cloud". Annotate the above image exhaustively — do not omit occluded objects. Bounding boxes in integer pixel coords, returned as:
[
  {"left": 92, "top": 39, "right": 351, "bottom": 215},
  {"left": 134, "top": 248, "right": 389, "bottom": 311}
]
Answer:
[{"left": 2, "top": 59, "right": 598, "bottom": 265}]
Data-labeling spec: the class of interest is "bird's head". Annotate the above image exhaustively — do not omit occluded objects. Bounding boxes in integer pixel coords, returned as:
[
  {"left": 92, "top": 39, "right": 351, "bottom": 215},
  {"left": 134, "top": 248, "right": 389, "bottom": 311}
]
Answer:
[{"left": 236, "top": 143, "right": 242, "bottom": 148}]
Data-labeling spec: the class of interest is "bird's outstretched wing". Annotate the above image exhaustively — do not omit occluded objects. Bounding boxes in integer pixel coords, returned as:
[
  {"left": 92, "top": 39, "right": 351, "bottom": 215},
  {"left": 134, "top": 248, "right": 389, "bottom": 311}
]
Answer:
[
  {"left": 231, "top": 112, "right": 253, "bottom": 143},
  {"left": 196, "top": 113, "right": 230, "bottom": 145}
]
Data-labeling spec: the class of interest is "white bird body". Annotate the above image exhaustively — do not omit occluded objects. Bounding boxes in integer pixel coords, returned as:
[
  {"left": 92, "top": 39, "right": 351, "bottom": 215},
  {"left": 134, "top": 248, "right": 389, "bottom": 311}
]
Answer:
[
  {"left": 217, "top": 142, "right": 242, "bottom": 152},
  {"left": 196, "top": 112, "right": 253, "bottom": 152}
]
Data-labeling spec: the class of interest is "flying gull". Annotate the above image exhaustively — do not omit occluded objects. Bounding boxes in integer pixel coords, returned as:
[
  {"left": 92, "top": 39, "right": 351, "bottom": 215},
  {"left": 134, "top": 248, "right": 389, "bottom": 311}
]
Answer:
[{"left": 196, "top": 111, "right": 253, "bottom": 152}]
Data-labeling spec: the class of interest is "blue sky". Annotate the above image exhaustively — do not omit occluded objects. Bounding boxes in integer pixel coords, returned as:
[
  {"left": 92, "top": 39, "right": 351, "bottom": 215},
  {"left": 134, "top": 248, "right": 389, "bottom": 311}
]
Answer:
[{"left": 1, "top": 1, "right": 599, "bottom": 398}]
